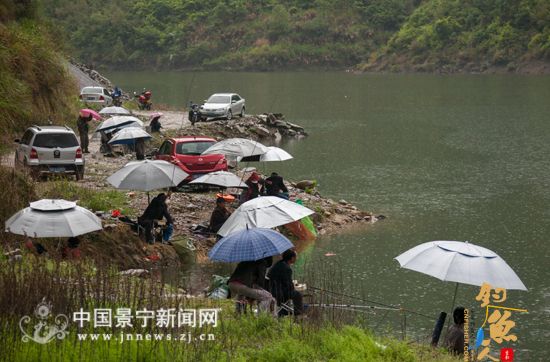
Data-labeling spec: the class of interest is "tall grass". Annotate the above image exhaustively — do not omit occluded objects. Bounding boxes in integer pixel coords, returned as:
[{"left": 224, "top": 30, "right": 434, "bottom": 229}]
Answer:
[{"left": 0, "top": 257, "right": 457, "bottom": 362}]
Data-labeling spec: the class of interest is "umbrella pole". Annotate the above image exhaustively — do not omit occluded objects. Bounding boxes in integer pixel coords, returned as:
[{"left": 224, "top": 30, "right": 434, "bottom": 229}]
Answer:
[
  {"left": 147, "top": 192, "right": 150, "bottom": 204},
  {"left": 445, "top": 282, "right": 460, "bottom": 332}
]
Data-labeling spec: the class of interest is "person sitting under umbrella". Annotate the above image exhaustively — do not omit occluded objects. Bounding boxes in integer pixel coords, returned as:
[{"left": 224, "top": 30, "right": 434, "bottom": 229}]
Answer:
[
  {"left": 444, "top": 306, "right": 465, "bottom": 355},
  {"left": 267, "top": 249, "right": 303, "bottom": 316},
  {"left": 135, "top": 138, "right": 146, "bottom": 160},
  {"left": 263, "top": 172, "right": 289, "bottom": 199},
  {"left": 228, "top": 257, "right": 277, "bottom": 317},
  {"left": 138, "top": 193, "right": 173, "bottom": 244},
  {"left": 150, "top": 114, "right": 162, "bottom": 133},
  {"left": 243, "top": 172, "right": 263, "bottom": 203},
  {"left": 209, "top": 197, "right": 232, "bottom": 234}
]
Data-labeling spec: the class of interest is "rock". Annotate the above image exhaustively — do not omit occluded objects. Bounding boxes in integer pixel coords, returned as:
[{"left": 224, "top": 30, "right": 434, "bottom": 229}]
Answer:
[
  {"left": 339, "top": 199, "right": 348, "bottom": 205},
  {"left": 296, "top": 180, "right": 316, "bottom": 190},
  {"left": 273, "top": 130, "right": 282, "bottom": 143},
  {"left": 251, "top": 125, "right": 271, "bottom": 137}
]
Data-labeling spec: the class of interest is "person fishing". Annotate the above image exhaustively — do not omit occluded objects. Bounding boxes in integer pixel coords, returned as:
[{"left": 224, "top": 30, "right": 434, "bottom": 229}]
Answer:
[
  {"left": 263, "top": 172, "right": 289, "bottom": 199},
  {"left": 209, "top": 197, "right": 231, "bottom": 233},
  {"left": 267, "top": 249, "right": 303, "bottom": 316},
  {"left": 138, "top": 193, "right": 173, "bottom": 244}
]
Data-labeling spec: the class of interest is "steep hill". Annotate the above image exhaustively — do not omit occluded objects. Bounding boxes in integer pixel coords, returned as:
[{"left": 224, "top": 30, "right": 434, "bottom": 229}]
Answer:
[
  {"left": 40, "top": 0, "right": 549, "bottom": 73},
  {"left": 0, "top": 0, "right": 77, "bottom": 151}
]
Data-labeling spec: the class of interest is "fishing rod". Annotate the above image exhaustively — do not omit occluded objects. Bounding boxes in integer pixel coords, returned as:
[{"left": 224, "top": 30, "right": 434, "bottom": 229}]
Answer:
[
  {"left": 308, "top": 285, "right": 433, "bottom": 319},
  {"left": 181, "top": 72, "right": 197, "bottom": 130},
  {"left": 309, "top": 303, "right": 400, "bottom": 312}
]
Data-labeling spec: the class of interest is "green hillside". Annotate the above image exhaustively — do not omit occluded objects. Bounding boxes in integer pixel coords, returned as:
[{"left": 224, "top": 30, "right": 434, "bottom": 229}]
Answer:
[
  {"left": 40, "top": 0, "right": 549, "bottom": 72},
  {"left": 0, "top": 0, "right": 77, "bottom": 150}
]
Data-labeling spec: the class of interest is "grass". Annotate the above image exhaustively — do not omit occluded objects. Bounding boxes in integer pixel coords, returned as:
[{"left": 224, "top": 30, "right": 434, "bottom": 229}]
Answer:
[
  {"left": 0, "top": 256, "right": 457, "bottom": 362},
  {"left": 39, "top": 178, "right": 134, "bottom": 215}
]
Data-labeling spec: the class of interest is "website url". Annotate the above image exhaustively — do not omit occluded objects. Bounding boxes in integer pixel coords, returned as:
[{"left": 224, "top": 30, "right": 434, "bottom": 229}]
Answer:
[{"left": 77, "top": 332, "right": 215, "bottom": 343}]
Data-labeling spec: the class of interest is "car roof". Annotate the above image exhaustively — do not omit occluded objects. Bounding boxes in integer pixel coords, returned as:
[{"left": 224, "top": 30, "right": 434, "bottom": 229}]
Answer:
[
  {"left": 170, "top": 136, "right": 217, "bottom": 143},
  {"left": 209, "top": 93, "right": 238, "bottom": 97},
  {"left": 81, "top": 86, "right": 105, "bottom": 91},
  {"left": 29, "top": 126, "right": 75, "bottom": 134}
]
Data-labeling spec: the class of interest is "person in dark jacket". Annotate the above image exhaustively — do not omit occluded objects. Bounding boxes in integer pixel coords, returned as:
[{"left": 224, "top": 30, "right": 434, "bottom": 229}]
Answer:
[
  {"left": 138, "top": 193, "right": 173, "bottom": 244},
  {"left": 228, "top": 257, "right": 276, "bottom": 316},
  {"left": 209, "top": 197, "right": 231, "bottom": 233},
  {"left": 444, "top": 306, "right": 465, "bottom": 355},
  {"left": 267, "top": 249, "right": 303, "bottom": 315},
  {"left": 264, "top": 172, "right": 289, "bottom": 199},
  {"left": 150, "top": 115, "right": 162, "bottom": 133},
  {"left": 135, "top": 138, "right": 146, "bottom": 160},
  {"left": 77, "top": 113, "right": 92, "bottom": 153}
]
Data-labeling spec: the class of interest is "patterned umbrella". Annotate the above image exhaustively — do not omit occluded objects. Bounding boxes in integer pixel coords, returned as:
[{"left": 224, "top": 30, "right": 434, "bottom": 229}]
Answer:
[{"left": 208, "top": 228, "right": 294, "bottom": 262}]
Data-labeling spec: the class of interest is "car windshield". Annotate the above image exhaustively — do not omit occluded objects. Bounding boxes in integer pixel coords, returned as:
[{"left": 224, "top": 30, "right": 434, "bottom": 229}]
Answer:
[
  {"left": 33, "top": 133, "right": 79, "bottom": 148},
  {"left": 81, "top": 87, "right": 102, "bottom": 94},
  {"left": 176, "top": 141, "right": 216, "bottom": 155},
  {"left": 207, "top": 95, "right": 230, "bottom": 104}
]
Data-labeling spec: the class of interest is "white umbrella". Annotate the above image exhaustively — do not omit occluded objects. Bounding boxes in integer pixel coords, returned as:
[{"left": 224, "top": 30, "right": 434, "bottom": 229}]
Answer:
[
  {"left": 107, "top": 160, "right": 189, "bottom": 192},
  {"left": 394, "top": 240, "right": 527, "bottom": 290},
  {"left": 217, "top": 196, "right": 315, "bottom": 237},
  {"left": 99, "top": 106, "right": 131, "bottom": 116},
  {"left": 189, "top": 171, "right": 248, "bottom": 188},
  {"left": 201, "top": 138, "right": 269, "bottom": 157},
  {"left": 108, "top": 127, "right": 152, "bottom": 145},
  {"left": 5, "top": 199, "right": 102, "bottom": 238},
  {"left": 395, "top": 240, "right": 527, "bottom": 328},
  {"left": 238, "top": 146, "right": 293, "bottom": 162},
  {"left": 96, "top": 116, "right": 143, "bottom": 133}
]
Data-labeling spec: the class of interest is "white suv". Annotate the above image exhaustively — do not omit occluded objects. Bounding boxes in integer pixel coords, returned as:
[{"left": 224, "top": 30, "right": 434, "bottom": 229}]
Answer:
[{"left": 14, "top": 126, "right": 85, "bottom": 180}]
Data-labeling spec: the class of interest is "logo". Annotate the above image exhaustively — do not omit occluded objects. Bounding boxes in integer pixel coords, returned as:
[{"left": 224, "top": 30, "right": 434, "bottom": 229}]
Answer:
[
  {"left": 500, "top": 348, "right": 514, "bottom": 361},
  {"left": 198, "top": 158, "right": 203, "bottom": 161},
  {"left": 19, "top": 299, "right": 69, "bottom": 344}
]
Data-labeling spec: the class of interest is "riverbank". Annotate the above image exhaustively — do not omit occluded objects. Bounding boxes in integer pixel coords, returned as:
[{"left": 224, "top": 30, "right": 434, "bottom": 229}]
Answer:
[{"left": 78, "top": 108, "right": 376, "bottom": 269}]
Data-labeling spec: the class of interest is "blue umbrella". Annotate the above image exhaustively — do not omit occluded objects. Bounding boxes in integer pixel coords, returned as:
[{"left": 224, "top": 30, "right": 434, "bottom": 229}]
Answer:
[{"left": 208, "top": 228, "right": 294, "bottom": 262}]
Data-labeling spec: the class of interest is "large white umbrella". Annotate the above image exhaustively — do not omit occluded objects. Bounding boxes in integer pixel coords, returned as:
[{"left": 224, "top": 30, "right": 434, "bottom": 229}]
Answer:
[
  {"left": 394, "top": 240, "right": 527, "bottom": 290},
  {"left": 5, "top": 199, "right": 102, "bottom": 238},
  {"left": 395, "top": 240, "right": 527, "bottom": 329},
  {"left": 108, "top": 127, "right": 152, "bottom": 145},
  {"left": 99, "top": 106, "right": 131, "bottom": 116},
  {"left": 96, "top": 116, "right": 143, "bottom": 133},
  {"left": 238, "top": 146, "right": 293, "bottom": 162},
  {"left": 201, "top": 138, "right": 269, "bottom": 157},
  {"left": 217, "top": 196, "right": 315, "bottom": 237},
  {"left": 107, "top": 160, "right": 189, "bottom": 192},
  {"left": 189, "top": 171, "right": 248, "bottom": 188}
]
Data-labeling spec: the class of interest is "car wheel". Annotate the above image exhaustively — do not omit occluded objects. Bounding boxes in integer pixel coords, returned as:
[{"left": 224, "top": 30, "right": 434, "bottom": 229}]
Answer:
[
  {"left": 240, "top": 106, "right": 245, "bottom": 118},
  {"left": 226, "top": 110, "right": 232, "bottom": 121}
]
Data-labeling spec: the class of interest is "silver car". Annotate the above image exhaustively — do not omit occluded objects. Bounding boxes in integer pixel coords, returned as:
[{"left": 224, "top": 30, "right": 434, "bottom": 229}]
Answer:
[
  {"left": 80, "top": 86, "right": 113, "bottom": 106},
  {"left": 200, "top": 93, "right": 245, "bottom": 120},
  {"left": 14, "top": 126, "right": 85, "bottom": 180}
]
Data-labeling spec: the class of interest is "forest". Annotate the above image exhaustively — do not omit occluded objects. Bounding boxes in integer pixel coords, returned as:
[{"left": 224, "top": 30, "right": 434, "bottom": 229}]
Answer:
[{"left": 39, "top": 0, "right": 550, "bottom": 72}]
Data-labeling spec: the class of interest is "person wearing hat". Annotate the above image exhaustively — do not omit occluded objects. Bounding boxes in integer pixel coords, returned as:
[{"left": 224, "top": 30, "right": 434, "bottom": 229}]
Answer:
[
  {"left": 209, "top": 197, "right": 232, "bottom": 233},
  {"left": 243, "top": 172, "right": 263, "bottom": 203}
]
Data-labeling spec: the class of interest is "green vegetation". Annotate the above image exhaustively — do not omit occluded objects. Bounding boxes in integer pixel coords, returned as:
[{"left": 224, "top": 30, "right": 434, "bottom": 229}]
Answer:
[
  {"left": 40, "top": 0, "right": 549, "bottom": 72},
  {"left": 0, "top": 0, "right": 78, "bottom": 150},
  {"left": 0, "top": 257, "right": 458, "bottom": 362}
]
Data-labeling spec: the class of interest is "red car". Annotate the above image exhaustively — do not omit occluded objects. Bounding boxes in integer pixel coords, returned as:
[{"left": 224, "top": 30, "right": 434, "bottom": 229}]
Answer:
[{"left": 154, "top": 137, "right": 227, "bottom": 181}]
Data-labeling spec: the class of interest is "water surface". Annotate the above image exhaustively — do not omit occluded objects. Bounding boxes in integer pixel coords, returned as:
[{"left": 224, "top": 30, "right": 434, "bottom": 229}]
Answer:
[{"left": 108, "top": 71, "right": 550, "bottom": 358}]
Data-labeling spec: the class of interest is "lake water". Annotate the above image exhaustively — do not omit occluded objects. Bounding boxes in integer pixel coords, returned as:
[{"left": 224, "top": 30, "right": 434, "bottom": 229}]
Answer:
[{"left": 108, "top": 71, "right": 550, "bottom": 359}]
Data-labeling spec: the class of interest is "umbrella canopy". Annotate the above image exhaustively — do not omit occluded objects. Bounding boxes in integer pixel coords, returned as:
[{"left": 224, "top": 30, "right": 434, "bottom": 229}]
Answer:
[
  {"left": 5, "top": 199, "right": 102, "bottom": 238},
  {"left": 209, "top": 228, "right": 294, "bottom": 262},
  {"left": 189, "top": 171, "right": 248, "bottom": 188},
  {"left": 108, "top": 127, "right": 152, "bottom": 145},
  {"left": 107, "top": 160, "right": 189, "bottom": 191},
  {"left": 99, "top": 106, "right": 131, "bottom": 116},
  {"left": 149, "top": 112, "right": 163, "bottom": 121},
  {"left": 80, "top": 109, "right": 102, "bottom": 120},
  {"left": 202, "top": 138, "right": 269, "bottom": 157},
  {"left": 96, "top": 116, "right": 143, "bottom": 133},
  {"left": 395, "top": 240, "right": 527, "bottom": 290},
  {"left": 217, "top": 196, "right": 315, "bottom": 237},
  {"left": 239, "top": 146, "right": 293, "bottom": 162}
]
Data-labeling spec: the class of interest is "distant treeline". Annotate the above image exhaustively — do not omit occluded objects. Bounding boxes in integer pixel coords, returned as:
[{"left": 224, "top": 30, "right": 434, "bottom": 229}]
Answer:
[{"left": 37, "top": 0, "right": 550, "bottom": 72}]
